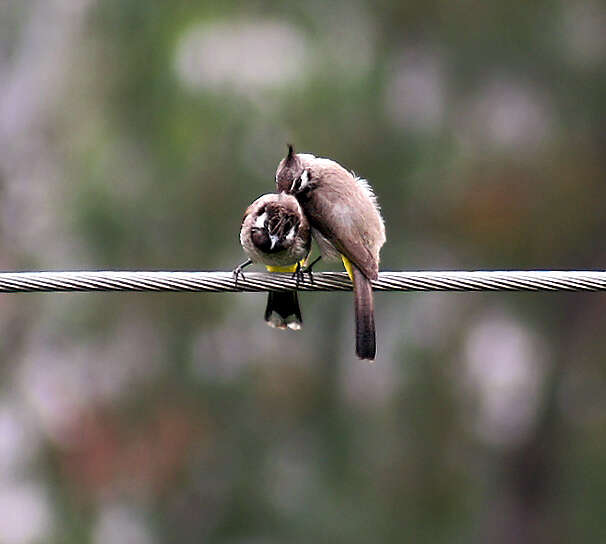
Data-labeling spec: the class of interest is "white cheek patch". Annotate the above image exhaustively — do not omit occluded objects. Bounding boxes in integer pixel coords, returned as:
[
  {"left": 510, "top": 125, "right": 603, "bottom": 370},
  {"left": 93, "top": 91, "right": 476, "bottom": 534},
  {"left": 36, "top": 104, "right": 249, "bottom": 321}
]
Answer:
[
  {"left": 290, "top": 169, "right": 310, "bottom": 193},
  {"left": 254, "top": 212, "right": 267, "bottom": 229},
  {"left": 299, "top": 169, "right": 310, "bottom": 190},
  {"left": 285, "top": 226, "right": 296, "bottom": 242}
]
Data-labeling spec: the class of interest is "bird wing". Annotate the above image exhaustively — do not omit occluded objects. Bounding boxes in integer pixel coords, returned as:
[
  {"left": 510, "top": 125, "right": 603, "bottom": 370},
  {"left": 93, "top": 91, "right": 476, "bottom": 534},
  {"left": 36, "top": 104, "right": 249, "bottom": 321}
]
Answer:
[
  {"left": 330, "top": 233, "right": 378, "bottom": 280},
  {"left": 305, "top": 189, "right": 379, "bottom": 280}
]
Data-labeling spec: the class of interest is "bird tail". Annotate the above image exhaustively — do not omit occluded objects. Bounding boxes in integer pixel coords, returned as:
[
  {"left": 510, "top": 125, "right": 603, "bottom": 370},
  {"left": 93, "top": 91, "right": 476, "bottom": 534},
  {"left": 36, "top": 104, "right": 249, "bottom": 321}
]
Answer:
[
  {"left": 264, "top": 291, "right": 303, "bottom": 330},
  {"left": 264, "top": 263, "right": 304, "bottom": 330},
  {"left": 344, "top": 257, "right": 376, "bottom": 361}
]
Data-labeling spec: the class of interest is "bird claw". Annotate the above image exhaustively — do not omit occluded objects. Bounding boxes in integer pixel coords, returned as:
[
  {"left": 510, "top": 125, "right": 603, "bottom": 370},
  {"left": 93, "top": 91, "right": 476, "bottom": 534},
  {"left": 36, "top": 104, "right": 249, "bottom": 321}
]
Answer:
[
  {"left": 233, "top": 267, "right": 245, "bottom": 287},
  {"left": 232, "top": 259, "right": 252, "bottom": 287},
  {"left": 291, "top": 262, "right": 305, "bottom": 288},
  {"left": 299, "top": 255, "right": 322, "bottom": 286}
]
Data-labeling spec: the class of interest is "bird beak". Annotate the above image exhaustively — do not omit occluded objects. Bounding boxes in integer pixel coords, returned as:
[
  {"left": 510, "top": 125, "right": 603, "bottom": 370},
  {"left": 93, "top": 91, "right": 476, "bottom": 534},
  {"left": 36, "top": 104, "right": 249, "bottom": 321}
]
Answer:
[{"left": 269, "top": 234, "right": 279, "bottom": 250}]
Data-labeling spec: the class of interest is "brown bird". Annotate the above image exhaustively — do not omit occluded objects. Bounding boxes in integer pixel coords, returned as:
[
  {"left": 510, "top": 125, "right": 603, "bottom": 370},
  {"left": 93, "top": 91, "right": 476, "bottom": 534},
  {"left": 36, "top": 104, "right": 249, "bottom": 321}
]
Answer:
[
  {"left": 276, "top": 145, "right": 385, "bottom": 360},
  {"left": 236, "top": 193, "right": 311, "bottom": 330}
]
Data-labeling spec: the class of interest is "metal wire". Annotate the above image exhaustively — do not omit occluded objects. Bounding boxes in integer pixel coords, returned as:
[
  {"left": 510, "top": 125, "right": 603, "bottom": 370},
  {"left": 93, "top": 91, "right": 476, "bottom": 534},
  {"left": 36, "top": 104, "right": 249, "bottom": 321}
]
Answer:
[{"left": 0, "top": 270, "right": 604, "bottom": 293}]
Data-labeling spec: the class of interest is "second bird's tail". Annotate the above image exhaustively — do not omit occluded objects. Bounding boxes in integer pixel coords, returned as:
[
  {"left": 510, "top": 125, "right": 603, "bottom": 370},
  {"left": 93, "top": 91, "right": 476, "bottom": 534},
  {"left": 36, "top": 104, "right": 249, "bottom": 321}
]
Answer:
[{"left": 264, "top": 263, "right": 304, "bottom": 330}]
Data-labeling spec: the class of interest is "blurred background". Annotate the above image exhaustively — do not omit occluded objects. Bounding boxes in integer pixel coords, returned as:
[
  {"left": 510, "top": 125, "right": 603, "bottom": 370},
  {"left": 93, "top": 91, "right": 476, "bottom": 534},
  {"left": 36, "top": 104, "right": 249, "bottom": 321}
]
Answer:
[{"left": 0, "top": 0, "right": 605, "bottom": 542}]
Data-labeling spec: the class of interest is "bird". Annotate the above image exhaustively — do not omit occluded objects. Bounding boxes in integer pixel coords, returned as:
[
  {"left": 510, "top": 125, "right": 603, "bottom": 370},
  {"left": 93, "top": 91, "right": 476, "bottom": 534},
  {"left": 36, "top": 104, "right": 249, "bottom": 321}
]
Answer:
[
  {"left": 275, "top": 145, "right": 385, "bottom": 360},
  {"left": 236, "top": 192, "right": 311, "bottom": 330}
]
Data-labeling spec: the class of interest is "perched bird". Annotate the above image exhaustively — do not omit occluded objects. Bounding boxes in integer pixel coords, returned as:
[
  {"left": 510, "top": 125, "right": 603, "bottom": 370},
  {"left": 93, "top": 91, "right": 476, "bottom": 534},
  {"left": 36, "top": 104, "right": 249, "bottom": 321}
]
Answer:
[
  {"left": 236, "top": 193, "right": 311, "bottom": 330},
  {"left": 276, "top": 145, "right": 385, "bottom": 360}
]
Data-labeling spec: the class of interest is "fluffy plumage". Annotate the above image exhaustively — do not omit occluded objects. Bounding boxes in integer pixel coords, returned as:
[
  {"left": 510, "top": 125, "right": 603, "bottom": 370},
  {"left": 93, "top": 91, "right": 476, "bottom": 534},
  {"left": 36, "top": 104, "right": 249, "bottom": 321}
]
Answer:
[
  {"left": 275, "top": 146, "right": 385, "bottom": 359},
  {"left": 239, "top": 193, "right": 311, "bottom": 330}
]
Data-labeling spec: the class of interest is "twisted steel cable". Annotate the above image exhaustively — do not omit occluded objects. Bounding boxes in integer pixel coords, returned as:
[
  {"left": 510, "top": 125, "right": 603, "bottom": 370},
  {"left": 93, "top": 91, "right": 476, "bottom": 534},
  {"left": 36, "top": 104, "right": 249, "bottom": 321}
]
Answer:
[{"left": 0, "top": 270, "right": 604, "bottom": 293}]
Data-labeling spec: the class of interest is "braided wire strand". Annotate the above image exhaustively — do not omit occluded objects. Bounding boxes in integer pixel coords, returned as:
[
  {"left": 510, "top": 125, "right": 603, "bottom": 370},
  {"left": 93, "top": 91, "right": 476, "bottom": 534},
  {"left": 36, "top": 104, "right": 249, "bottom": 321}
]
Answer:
[{"left": 0, "top": 270, "right": 604, "bottom": 293}]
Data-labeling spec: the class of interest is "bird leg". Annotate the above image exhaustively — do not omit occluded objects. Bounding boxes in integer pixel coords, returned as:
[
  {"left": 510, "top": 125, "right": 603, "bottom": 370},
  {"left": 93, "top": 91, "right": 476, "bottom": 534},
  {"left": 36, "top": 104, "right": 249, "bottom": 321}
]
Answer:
[
  {"left": 232, "top": 259, "right": 253, "bottom": 287},
  {"left": 291, "top": 261, "right": 305, "bottom": 288},
  {"left": 300, "top": 255, "right": 322, "bottom": 285}
]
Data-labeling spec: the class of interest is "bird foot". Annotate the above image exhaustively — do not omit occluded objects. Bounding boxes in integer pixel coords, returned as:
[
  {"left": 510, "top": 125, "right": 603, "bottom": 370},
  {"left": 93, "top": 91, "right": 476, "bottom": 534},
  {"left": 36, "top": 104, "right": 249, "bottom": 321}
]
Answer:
[
  {"left": 298, "top": 256, "right": 322, "bottom": 286},
  {"left": 232, "top": 259, "right": 252, "bottom": 287}
]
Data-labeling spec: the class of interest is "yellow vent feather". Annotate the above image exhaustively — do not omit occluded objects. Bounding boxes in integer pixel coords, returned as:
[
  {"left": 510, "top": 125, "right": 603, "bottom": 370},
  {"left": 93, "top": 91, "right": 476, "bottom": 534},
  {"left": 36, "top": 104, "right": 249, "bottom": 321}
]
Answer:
[
  {"left": 341, "top": 255, "right": 354, "bottom": 282},
  {"left": 265, "top": 260, "right": 306, "bottom": 274}
]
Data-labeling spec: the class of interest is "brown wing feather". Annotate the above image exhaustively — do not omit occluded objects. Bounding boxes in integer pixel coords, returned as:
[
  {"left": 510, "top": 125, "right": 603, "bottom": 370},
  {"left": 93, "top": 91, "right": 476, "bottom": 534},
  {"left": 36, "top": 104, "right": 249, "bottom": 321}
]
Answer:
[
  {"left": 333, "top": 237, "right": 378, "bottom": 280},
  {"left": 303, "top": 192, "right": 379, "bottom": 280}
]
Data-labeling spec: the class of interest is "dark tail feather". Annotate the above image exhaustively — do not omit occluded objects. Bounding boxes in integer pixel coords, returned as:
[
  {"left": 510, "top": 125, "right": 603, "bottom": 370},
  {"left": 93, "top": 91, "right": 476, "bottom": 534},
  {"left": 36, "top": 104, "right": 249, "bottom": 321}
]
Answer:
[
  {"left": 264, "top": 291, "right": 303, "bottom": 330},
  {"left": 352, "top": 266, "right": 376, "bottom": 360}
]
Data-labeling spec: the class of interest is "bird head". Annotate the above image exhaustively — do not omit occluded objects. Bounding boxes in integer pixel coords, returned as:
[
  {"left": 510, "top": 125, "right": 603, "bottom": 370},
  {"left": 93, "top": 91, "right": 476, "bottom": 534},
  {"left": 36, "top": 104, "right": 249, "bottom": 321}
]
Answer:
[
  {"left": 275, "top": 144, "right": 312, "bottom": 195},
  {"left": 250, "top": 199, "right": 300, "bottom": 254}
]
